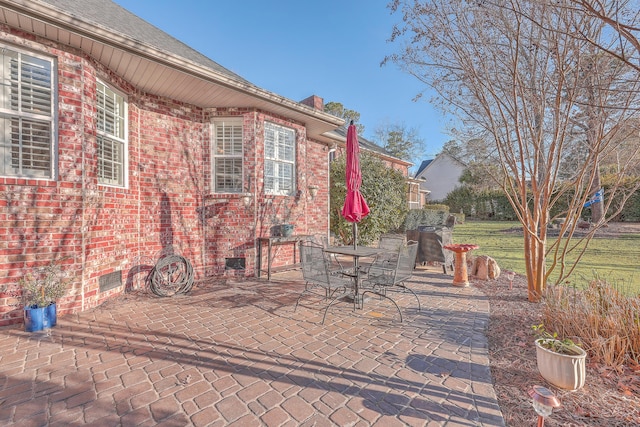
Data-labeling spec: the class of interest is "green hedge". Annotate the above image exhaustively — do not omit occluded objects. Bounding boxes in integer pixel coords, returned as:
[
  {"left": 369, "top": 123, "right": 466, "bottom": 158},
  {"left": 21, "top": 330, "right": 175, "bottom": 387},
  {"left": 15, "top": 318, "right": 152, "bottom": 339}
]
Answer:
[
  {"left": 445, "top": 183, "right": 640, "bottom": 222},
  {"left": 404, "top": 206, "right": 449, "bottom": 230},
  {"left": 444, "top": 188, "right": 516, "bottom": 220},
  {"left": 423, "top": 204, "right": 449, "bottom": 212}
]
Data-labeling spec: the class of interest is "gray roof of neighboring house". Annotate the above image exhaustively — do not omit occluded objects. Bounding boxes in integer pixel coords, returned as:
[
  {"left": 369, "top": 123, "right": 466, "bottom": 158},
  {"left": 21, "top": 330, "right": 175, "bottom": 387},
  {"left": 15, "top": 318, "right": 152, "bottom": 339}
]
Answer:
[
  {"left": 414, "top": 153, "right": 466, "bottom": 178},
  {"left": 332, "top": 126, "right": 401, "bottom": 159},
  {"left": 38, "top": 0, "right": 250, "bottom": 84},
  {"left": 415, "top": 159, "right": 434, "bottom": 177}
]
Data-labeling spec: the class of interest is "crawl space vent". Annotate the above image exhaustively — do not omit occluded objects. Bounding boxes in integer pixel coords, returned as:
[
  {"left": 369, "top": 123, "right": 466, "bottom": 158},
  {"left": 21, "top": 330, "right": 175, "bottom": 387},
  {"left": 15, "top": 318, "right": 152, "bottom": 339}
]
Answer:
[
  {"left": 99, "top": 270, "right": 122, "bottom": 292},
  {"left": 225, "top": 257, "right": 246, "bottom": 270}
]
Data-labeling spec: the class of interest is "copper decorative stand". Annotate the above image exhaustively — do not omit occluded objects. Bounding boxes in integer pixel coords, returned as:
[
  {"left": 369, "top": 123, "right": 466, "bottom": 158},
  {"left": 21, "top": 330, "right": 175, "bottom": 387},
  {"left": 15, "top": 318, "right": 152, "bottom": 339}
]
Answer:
[{"left": 443, "top": 244, "right": 479, "bottom": 287}]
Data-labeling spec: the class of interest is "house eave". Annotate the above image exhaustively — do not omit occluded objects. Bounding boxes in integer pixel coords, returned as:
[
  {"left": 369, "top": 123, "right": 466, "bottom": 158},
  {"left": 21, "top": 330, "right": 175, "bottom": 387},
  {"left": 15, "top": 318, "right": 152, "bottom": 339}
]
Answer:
[
  {"left": 0, "top": 0, "right": 344, "bottom": 140},
  {"left": 323, "top": 129, "right": 413, "bottom": 167}
]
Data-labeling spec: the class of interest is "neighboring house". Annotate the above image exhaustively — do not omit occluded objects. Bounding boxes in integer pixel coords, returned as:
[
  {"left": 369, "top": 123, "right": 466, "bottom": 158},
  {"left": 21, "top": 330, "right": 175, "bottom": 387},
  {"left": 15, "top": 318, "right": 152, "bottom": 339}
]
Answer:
[
  {"left": 406, "top": 175, "right": 429, "bottom": 210},
  {"left": 327, "top": 127, "right": 418, "bottom": 208},
  {"left": 414, "top": 153, "right": 466, "bottom": 202},
  {"left": 0, "top": 0, "right": 345, "bottom": 326}
]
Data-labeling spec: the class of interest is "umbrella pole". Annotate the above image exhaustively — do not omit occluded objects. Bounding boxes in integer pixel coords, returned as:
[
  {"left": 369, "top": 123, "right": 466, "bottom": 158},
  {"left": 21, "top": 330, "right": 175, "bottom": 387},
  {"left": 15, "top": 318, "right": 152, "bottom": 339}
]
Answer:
[{"left": 353, "top": 223, "right": 357, "bottom": 250}]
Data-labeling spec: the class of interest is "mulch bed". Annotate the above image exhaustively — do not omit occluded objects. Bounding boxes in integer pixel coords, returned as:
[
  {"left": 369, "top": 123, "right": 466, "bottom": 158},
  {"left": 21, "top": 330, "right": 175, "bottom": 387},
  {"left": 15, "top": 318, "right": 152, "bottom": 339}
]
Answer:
[{"left": 476, "top": 273, "right": 640, "bottom": 426}]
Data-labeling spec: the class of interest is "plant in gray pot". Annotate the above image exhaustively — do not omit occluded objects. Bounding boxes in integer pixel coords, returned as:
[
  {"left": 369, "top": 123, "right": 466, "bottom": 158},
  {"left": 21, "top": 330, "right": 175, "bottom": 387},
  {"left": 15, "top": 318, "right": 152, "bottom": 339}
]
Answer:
[
  {"left": 533, "top": 324, "right": 587, "bottom": 390},
  {"left": 21, "top": 260, "right": 68, "bottom": 332}
]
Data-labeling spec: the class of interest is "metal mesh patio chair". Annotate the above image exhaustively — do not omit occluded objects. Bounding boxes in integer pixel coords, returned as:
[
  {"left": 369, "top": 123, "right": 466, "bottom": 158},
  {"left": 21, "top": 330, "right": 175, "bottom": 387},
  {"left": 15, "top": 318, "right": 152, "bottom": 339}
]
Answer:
[
  {"left": 359, "top": 233, "right": 406, "bottom": 272},
  {"left": 304, "top": 235, "right": 351, "bottom": 275},
  {"left": 379, "top": 234, "right": 406, "bottom": 250},
  {"left": 391, "top": 240, "right": 420, "bottom": 307},
  {"left": 359, "top": 234, "right": 405, "bottom": 277},
  {"left": 361, "top": 240, "right": 421, "bottom": 319},
  {"left": 294, "top": 242, "right": 353, "bottom": 322}
]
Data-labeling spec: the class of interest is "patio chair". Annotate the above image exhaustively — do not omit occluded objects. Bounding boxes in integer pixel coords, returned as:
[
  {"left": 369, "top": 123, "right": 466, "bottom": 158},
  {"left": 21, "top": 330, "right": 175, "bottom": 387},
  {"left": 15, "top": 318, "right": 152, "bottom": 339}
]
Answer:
[
  {"left": 294, "top": 242, "right": 353, "bottom": 321},
  {"left": 359, "top": 233, "right": 406, "bottom": 272},
  {"left": 304, "top": 235, "right": 351, "bottom": 275},
  {"left": 361, "top": 240, "right": 421, "bottom": 318},
  {"left": 379, "top": 233, "right": 406, "bottom": 250},
  {"left": 358, "top": 233, "right": 405, "bottom": 274},
  {"left": 391, "top": 240, "right": 420, "bottom": 307}
]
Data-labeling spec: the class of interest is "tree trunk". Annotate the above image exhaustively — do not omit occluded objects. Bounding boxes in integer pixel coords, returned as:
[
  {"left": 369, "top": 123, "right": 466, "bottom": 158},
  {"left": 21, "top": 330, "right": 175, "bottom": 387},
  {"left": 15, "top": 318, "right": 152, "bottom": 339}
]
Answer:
[{"left": 523, "top": 216, "right": 546, "bottom": 302}]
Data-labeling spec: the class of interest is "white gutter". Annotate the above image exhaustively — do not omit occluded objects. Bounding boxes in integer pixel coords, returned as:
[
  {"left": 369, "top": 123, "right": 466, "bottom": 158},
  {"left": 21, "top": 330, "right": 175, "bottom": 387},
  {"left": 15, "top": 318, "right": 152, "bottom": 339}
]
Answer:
[{"left": 3, "top": 0, "right": 344, "bottom": 128}]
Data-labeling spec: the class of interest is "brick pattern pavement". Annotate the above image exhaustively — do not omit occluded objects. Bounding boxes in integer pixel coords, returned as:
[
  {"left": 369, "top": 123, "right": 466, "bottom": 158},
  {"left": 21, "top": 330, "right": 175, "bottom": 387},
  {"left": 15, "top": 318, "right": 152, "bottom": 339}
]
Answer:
[{"left": 0, "top": 267, "right": 505, "bottom": 426}]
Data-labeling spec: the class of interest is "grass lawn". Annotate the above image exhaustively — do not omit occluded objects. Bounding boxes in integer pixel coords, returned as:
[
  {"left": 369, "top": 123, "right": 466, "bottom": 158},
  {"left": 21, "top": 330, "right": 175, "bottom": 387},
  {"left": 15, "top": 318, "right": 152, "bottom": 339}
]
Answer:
[{"left": 453, "top": 220, "right": 640, "bottom": 293}]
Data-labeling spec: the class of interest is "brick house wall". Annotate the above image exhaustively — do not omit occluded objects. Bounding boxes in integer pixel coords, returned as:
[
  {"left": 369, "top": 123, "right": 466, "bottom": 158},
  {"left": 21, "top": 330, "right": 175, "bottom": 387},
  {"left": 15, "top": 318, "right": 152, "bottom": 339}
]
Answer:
[{"left": 0, "top": 27, "right": 330, "bottom": 327}]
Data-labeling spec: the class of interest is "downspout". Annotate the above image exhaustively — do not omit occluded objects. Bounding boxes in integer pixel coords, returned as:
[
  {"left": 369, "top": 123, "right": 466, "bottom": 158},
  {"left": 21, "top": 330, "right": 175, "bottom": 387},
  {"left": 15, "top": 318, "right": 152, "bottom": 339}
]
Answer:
[
  {"left": 252, "top": 111, "right": 258, "bottom": 276},
  {"left": 136, "top": 98, "right": 141, "bottom": 279},
  {"left": 80, "top": 60, "right": 86, "bottom": 311},
  {"left": 201, "top": 108, "right": 206, "bottom": 278},
  {"left": 327, "top": 145, "right": 336, "bottom": 243}
]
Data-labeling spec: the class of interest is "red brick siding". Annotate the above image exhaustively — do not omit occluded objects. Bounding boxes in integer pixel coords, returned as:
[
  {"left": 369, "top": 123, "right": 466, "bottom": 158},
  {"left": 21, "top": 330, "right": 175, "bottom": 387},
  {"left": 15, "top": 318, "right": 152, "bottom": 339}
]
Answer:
[{"left": 0, "top": 29, "right": 331, "bottom": 326}]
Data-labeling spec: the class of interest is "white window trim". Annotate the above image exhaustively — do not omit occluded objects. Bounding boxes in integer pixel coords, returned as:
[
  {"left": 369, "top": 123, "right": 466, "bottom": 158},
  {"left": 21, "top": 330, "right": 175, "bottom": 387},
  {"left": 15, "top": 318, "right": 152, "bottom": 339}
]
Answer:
[
  {"left": 0, "top": 44, "right": 57, "bottom": 179},
  {"left": 408, "top": 182, "right": 420, "bottom": 204},
  {"left": 211, "top": 118, "right": 244, "bottom": 193},
  {"left": 96, "top": 79, "right": 128, "bottom": 188},
  {"left": 264, "top": 121, "right": 296, "bottom": 196}
]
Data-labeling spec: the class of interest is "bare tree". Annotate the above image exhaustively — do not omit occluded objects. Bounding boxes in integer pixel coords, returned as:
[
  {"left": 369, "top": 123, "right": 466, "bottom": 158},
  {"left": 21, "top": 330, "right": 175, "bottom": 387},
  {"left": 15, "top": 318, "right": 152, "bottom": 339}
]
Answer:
[
  {"left": 387, "top": 0, "right": 640, "bottom": 301},
  {"left": 569, "top": 0, "right": 640, "bottom": 72}
]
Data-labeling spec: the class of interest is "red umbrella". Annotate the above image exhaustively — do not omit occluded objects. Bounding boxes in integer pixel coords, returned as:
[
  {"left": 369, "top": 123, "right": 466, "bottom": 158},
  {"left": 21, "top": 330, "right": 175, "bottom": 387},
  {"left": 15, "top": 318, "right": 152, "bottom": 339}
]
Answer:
[{"left": 341, "top": 121, "right": 370, "bottom": 248}]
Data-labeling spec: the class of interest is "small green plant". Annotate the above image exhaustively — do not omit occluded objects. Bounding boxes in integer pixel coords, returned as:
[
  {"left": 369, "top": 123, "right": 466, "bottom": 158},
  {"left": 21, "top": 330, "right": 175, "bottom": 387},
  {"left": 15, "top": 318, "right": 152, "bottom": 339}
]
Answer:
[
  {"left": 532, "top": 324, "right": 582, "bottom": 355},
  {"left": 20, "top": 260, "right": 68, "bottom": 308}
]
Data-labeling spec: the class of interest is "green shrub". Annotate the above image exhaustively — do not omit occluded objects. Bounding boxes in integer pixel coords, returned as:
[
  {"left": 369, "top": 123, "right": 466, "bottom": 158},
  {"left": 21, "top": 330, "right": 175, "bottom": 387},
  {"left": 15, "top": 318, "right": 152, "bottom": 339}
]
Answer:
[
  {"left": 452, "top": 212, "right": 465, "bottom": 224},
  {"left": 404, "top": 208, "right": 448, "bottom": 230},
  {"left": 423, "top": 204, "right": 449, "bottom": 212},
  {"left": 330, "top": 152, "right": 408, "bottom": 245},
  {"left": 444, "top": 187, "right": 517, "bottom": 220}
]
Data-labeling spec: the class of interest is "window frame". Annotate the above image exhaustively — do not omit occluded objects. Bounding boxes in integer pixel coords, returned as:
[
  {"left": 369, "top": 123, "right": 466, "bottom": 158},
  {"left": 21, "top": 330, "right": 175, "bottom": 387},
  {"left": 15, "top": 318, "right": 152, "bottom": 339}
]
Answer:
[
  {"left": 211, "top": 118, "right": 244, "bottom": 193},
  {"left": 264, "top": 121, "right": 296, "bottom": 196},
  {"left": 0, "top": 44, "right": 57, "bottom": 179},
  {"left": 96, "top": 79, "right": 128, "bottom": 188},
  {"left": 408, "top": 181, "right": 421, "bottom": 209}
]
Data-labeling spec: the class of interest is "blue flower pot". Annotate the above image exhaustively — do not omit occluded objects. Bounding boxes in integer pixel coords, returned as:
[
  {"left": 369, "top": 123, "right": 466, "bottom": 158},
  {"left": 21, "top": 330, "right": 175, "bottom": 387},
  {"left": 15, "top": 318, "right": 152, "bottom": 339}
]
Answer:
[
  {"left": 24, "top": 306, "right": 45, "bottom": 332},
  {"left": 24, "top": 303, "right": 57, "bottom": 332},
  {"left": 45, "top": 303, "right": 57, "bottom": 327}
]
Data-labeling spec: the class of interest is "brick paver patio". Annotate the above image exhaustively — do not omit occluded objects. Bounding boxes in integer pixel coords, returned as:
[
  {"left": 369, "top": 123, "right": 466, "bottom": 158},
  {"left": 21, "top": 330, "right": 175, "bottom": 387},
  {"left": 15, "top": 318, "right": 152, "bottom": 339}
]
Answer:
[{"left": 0, "top": 266, "right": 505, "bottom": 426}]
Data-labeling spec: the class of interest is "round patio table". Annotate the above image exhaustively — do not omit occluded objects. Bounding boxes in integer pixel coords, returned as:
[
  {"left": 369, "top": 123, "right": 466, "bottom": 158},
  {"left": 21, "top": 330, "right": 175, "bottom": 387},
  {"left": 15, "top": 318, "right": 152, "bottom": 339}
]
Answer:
[{"left": 443, "top": 244, "right": 479, "bottom": 287}]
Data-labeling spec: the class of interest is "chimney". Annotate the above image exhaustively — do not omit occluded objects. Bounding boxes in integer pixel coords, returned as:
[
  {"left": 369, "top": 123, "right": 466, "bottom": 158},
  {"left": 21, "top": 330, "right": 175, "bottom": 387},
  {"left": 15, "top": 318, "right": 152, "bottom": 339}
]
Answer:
[{"left": 300, "top": 95, "right": 324, "bottom": 111}]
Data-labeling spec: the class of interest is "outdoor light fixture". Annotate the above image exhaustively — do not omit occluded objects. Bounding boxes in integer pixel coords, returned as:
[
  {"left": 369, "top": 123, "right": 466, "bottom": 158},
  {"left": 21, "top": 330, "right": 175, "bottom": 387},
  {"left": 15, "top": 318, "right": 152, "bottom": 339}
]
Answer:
[
  {"left": 241, "top": 193, "right": 252, "bottom": 207},
  {"left": 308, "top": 185, "right": 319, "bottom": 199},
  {"left": 529, "top": 385, "right": 561, "bottom": 427}
]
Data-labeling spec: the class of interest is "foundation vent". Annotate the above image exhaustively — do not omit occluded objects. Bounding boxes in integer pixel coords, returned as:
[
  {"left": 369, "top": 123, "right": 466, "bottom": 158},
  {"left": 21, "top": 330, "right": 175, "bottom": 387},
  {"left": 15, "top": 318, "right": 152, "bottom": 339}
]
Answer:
[
  {"left": 225, "top": 257, "right": 246, "bottom": 270},
  {"left": 99, "top": 270, "right": 122, "bottom": 292}
]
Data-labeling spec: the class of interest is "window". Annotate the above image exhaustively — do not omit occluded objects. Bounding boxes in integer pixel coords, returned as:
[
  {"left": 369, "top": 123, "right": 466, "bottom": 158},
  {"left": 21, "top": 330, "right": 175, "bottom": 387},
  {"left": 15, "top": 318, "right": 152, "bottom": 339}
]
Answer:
[
  {"left": 212, "top": 119, "right": 243, "bottom": 192},
  {"left": 97, "top": 81, "right": 127, "bottom": 187},
  {"left": 0, "top": 46, "right": 55, "bottom": 178},
  {"left": 264, "top": 122, "right": 295, "bottom": 195},
  {"left": 408, "top": 182, "right": 420, "bottom": 208}
]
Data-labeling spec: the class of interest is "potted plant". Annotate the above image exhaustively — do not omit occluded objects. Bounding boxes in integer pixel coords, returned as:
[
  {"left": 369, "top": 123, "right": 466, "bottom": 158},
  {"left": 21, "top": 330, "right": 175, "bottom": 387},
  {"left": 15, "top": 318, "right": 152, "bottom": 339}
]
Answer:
[
  {"left": 20, "top": 260, "right": 68, "bottom": 332},
  {"left": 266, "top": 199, "right": 300, "bottom": 238},
  {"left": 532, "top": 324, "right": 587, "bottom": 390}
]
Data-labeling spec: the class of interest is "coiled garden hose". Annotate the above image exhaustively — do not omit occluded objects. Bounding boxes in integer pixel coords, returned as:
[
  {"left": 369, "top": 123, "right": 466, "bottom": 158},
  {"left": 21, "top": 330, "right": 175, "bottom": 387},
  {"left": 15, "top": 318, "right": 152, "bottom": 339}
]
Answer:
[{"left": 148, "top": 255, "right": 194, "bottom": 297}]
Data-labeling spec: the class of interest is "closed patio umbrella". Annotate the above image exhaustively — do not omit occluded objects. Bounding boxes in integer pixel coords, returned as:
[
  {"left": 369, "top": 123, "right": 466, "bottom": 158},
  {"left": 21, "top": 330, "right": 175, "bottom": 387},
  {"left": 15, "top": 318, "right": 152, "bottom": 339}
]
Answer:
[{"left": 341, "top": 121, "right": 370, "bottom": 249}]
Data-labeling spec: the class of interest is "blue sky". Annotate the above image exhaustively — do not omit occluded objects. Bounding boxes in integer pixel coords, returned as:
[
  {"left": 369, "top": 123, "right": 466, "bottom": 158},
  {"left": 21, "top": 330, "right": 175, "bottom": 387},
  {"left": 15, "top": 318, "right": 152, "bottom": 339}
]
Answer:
[{"left": 114, "top": 0, "right": 451, "bottom": 160}]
